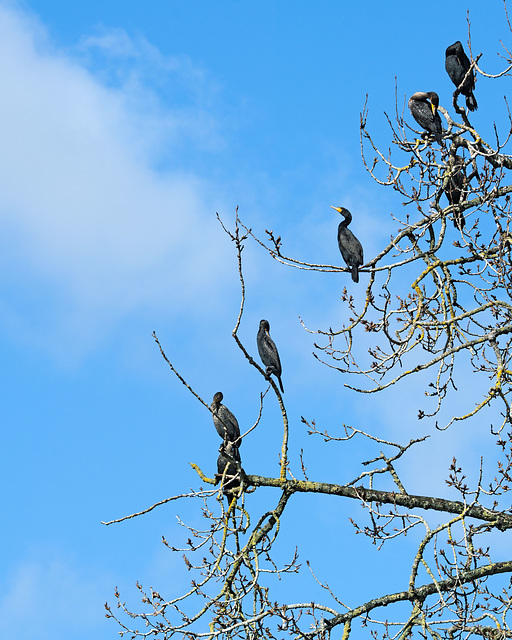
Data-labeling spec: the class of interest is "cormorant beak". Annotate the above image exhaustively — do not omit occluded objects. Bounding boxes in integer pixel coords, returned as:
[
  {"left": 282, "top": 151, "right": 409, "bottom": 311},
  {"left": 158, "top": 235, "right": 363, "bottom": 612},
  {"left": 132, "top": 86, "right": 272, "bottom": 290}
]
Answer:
[
  {"left": 330, "top": 205, "right": 342, "bottom": 213},
  {"left": 430, "top": 102, "right": 437, "bottom": 115}
]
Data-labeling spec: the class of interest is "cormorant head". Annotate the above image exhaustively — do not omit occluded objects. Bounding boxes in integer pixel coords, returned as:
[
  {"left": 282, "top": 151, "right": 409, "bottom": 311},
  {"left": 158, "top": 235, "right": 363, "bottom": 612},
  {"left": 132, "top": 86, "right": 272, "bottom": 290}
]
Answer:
[
  {"left": 427, "top": 91, "right": 440, "bottom": 115},
  {"left": 446, "top": 41, "right": 463, "bottom": 58},
  {"left": 330, "top": 206, "right": 352, "bottom": 224},
  {"left": 260, "top": 319, "right": 270, "bottom": 334},
  {"left": 213, "top": 391, "right": 223, "bottom": 404}
]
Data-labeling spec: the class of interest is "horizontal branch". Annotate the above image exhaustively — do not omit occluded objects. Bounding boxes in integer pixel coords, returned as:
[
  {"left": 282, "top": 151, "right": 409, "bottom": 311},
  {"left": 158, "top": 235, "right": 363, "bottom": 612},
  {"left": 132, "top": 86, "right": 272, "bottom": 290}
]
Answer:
[{"left": 246, "top": 475, "right": 512, "bottom": 530}]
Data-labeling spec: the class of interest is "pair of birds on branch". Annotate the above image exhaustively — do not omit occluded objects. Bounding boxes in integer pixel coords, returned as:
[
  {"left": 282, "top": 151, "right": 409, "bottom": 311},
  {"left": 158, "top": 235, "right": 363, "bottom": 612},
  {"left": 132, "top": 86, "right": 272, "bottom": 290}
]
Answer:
[
  {"left": 212, "top": 390, "right": 243, "bottom": 501},
  {"left": 212, "top": 319, "right": 284, "bottom": 500},
  {"left": 408, "top": 41, "right": 478, "bottom": 145}
]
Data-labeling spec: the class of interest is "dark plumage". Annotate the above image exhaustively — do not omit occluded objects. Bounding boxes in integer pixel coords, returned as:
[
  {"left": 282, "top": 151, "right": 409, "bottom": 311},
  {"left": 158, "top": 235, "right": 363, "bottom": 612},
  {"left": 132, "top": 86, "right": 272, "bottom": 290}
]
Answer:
[
  {"left": 257, "top": 319, "right": 284, "bottom": 393},
  {"left": 408, "top": 91, "right": 443, "bottom": 144},
  {"left": 445, "top": 41, "right": 477, "bottom": 111},
  {"left": 444, "top": 155, "right": 467, "bottom": 230},
  {"left": 331, "top": 206, "right": 364, "bottom": 283},
  {"left": 216, "top": 441, "right": 243, "bottom": 501},
  {"left": 211, "top": 392, "right": 241, "bottom": 447}
]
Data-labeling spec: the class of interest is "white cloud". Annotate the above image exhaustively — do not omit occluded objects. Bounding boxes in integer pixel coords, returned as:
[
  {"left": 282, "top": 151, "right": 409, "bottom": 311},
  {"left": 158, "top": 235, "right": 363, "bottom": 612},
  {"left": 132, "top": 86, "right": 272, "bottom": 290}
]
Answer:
[{"left": 0, "top": 4, "right": 233, "bottom": 358}]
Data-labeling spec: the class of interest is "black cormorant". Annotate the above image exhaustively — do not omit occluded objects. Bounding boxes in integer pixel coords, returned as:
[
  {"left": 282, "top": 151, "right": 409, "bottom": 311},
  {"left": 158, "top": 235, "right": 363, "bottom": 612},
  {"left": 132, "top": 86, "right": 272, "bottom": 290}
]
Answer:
[
  {"left": 445, "top": 41, "right": 477, "bottom": 112},
  {"left": 408, "top": 92, "right": 443, "bottom": 144},
  {"left": 257, "top": 319, "right": 284, "bottom": 393},
  {"left": 330, "top": 206, "right": 364, "bottom": 283},
  {"left": 216, "top": 441, "right": 243, "bottom": 501},
  {"left": 444, "top": 155, "right": 467, "bottom": 230},
  {"left": 211, "top": 392, "right": 241, "bottom": 447}
]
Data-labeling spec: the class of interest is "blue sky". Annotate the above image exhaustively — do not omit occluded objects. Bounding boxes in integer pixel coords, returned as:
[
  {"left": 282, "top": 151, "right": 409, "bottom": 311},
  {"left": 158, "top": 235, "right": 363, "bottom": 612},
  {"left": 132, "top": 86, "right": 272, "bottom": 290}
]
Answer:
[{"left": 1, "top": 1, "right": 510, "bottom": 638}]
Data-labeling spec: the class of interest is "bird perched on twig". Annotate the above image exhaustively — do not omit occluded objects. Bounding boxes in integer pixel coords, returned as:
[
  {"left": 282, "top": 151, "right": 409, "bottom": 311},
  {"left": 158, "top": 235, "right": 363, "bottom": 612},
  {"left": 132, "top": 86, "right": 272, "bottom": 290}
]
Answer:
[
  {"left": 216, "top": 441, "right": 243, "bottom": 502},
  {"left": 445, "top": 41, "right": 478, "bottom": 112},
  {"left": 408, "top": 91, "right": 443, "bottom": 145},
  {"left": 444, "top": 154, "right": 467, "bottom": 230},
  {"left": 331, "top": 206, "right": 364, "bottom": 283},
  {"left": 257, "top": 319, "right": 284, "bottom": 393},
  {"left": 211, "top": 392, "right": 241, "bottom": 448}
]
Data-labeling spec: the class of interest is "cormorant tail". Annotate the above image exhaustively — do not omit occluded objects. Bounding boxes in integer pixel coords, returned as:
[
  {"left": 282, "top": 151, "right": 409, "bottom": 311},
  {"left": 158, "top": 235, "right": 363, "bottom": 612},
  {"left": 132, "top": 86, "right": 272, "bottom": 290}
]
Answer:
[
  {"left": 453, "top": 209, "right": 465, "bottom": 231},
  {"left": 351, "top": 265, "right": 359, "bottom": 283},
  {"left": 466, "top": 94, "right": 477, "bottom": 112}
]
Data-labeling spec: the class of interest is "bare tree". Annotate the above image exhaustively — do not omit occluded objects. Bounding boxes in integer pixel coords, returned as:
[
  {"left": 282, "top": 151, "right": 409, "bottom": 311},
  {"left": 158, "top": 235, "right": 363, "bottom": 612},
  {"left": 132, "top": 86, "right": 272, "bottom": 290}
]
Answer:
[{"left": 104, "top": 18, "right": 512, "bottom": 640}]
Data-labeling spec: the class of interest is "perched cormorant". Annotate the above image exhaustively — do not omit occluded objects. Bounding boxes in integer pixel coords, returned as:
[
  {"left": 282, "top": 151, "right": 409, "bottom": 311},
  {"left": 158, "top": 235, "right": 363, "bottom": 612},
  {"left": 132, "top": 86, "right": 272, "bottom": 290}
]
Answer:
[
  {"left": 330, "top": 206, "right": 364, "bottom": 283},
  {"left": 408, "top": 92, "right": 443, "bottom": 144},
  {"left": 211, "top": 392, "right": 241, "bottom": 447},
  {"left": 257, "top": 319, "right": 284, "bottom": 393},
  {"left": 216, "top": 441, "right": 243, "bottom": 501},
  {"left": 445, "top": 41, "right": 477, "bottom": 111},
  {"left": 444, "top": 155, "right": 467, "bottom": 230}
]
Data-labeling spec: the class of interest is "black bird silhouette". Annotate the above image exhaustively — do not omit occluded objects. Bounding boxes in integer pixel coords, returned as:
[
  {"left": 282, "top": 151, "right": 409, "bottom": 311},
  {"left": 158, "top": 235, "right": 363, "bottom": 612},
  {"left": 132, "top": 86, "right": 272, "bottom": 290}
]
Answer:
[
  {"left": 216, "top": 441, "right": 243, "bottom": 501},
  {"left": 211, "top": 392, "right": 241, "bottom": 447},
  {"left": 408, "top": 91, "right": 443, "bottom": 144},
  {"left": 445, "top": 41, "right": 477, "bottom": 111},
  {"left": 257, "top": 319, "right": 284, "bottom": 393},
  {"left": 331, "top": 206, "right": 364, "bottom": 283},
  {"left": 444, "top": 155, "right": 467, "bottom": 230}
]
